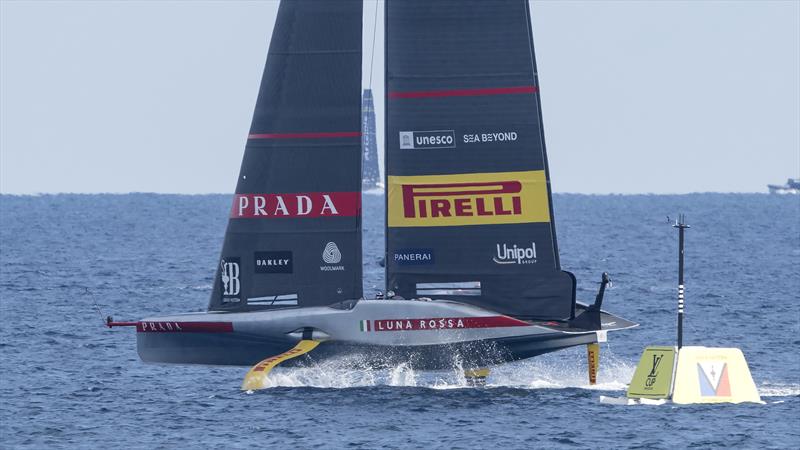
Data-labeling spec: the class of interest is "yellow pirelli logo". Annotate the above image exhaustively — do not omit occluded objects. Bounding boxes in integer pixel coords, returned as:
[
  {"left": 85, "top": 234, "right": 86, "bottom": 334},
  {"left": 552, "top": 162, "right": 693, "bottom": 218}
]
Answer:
[{"left": 388, "top": 170, "right": 551, "bottom": 227}]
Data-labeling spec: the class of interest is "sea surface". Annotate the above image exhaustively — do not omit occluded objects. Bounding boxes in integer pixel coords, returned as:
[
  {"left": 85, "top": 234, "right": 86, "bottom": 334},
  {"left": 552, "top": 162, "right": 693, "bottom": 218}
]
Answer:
[{"left": 1, "top": 193, "right": 798, "bottom": 449}]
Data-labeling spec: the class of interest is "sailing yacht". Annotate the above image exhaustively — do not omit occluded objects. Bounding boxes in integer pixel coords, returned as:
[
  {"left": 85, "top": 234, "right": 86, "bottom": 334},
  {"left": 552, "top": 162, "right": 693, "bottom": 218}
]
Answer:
[{"left": 112, "top": 0, "right": 636, "bottom": 379}]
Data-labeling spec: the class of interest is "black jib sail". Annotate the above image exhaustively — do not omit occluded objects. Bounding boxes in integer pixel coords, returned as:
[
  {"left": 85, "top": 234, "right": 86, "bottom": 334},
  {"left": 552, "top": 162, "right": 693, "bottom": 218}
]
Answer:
[
  {"left": 209, "top": 0, "right": 363, "bottom": 311},
  {"left": 385, "top": 0, "right": 575, "bottom": 319}
]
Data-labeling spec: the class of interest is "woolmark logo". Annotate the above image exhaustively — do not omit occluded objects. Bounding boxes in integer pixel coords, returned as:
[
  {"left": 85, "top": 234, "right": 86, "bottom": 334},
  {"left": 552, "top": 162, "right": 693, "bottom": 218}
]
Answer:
[
  {"left": 220, "top": 258, "right": 241, "bottom": 301},
  {"left": 493, "top": 243, "right": 537, "bottom": 265},
  {"left": 321, "top": 242, "right": 344, "bottom": 271},
  {"left": 399, "top": 130, "right": 456, "bottom": 149}
]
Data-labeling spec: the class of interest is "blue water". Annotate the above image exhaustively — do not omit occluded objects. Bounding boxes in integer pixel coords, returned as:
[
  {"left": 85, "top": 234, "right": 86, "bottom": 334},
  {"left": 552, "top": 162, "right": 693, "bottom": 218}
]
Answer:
[{"left": 1, "top": 193, "right": 798, "bottom": 449}]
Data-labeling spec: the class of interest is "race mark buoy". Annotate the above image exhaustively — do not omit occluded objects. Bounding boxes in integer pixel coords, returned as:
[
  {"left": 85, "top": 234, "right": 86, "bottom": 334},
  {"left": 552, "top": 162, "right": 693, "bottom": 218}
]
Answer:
[{"left": 618, "top": 216, "right": 762, "bottom": 405}]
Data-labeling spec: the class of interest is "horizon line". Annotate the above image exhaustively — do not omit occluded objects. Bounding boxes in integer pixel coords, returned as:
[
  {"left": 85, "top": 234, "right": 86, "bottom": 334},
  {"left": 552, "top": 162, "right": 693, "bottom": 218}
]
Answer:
[{"left": 0, "top": 190, "right": 775, "bottom": 197}]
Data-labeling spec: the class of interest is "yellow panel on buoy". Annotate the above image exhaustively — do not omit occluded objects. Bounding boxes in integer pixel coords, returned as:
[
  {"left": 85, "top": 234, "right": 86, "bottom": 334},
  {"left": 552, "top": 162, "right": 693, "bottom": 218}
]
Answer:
[
  {"left": 241, "top": 340, "right": 320, "bottom": 391},
  {"left": 627, "top": 346, "right": 676, "bottom": 399},
  {"left": 671, "top": 346, "right": 761, "bottom": 404}
]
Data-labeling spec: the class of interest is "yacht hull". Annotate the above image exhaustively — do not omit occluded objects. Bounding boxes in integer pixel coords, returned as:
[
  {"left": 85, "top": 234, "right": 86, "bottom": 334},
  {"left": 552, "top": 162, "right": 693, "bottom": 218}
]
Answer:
[{"left": 135, "top": 299, "right": 636, "bottom": 370}]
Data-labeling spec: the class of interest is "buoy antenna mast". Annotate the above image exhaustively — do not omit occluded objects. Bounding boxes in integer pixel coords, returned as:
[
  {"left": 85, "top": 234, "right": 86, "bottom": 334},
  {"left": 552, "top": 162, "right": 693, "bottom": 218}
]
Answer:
[{"left": 672, "top": 214, "right": 690, "bottom": 349}]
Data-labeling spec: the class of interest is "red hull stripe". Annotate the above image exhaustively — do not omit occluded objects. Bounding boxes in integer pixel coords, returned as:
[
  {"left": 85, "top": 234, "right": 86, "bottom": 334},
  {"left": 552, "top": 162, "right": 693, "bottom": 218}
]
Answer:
[
  {"left": 371, "top": 316, "right": 530, "bottom": 332},
  {"left": 389, "top": 86, "right": 537, "bottom": 99},
  {"left": 136, "top": 321, "right": 233, "bottom": 333},
  {"left": 248, "top": 131, "right": 361, "bottom": 139},
  {"left": 231, "top": 192, "right": 360, "bottom": 219}
]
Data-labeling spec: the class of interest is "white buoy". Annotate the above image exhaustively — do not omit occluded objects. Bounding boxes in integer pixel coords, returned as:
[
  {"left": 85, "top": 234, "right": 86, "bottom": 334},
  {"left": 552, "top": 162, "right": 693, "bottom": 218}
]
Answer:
[
  {"left": 620, "top": 216, "right": 762, "bottom": 405},
  {"left": 670, "top": 346, "right": 761, "bottom": 404}
]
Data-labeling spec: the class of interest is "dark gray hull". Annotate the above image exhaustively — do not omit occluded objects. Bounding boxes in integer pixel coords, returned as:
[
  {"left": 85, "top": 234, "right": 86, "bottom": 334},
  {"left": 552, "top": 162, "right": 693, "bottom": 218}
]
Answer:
[
  {"left": 135, "top": 299, "right": 635, "bottom": 370},
  {"left": 138, "top": 328, "right": 598, "bottom": 370}
]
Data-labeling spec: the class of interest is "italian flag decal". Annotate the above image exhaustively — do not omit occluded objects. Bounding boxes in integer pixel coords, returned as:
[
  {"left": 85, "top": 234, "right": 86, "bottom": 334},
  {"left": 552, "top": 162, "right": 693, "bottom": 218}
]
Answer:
[{"left": 359, "top": 319, "right": 371, "bottom": 332}]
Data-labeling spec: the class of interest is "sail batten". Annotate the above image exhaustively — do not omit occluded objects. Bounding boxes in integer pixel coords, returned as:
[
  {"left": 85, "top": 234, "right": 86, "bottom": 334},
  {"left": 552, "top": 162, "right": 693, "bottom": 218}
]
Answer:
[
  {"left": 208, "top": 0, "right": 363, "bottom": 312},
  {"left": 248, "top": 132, "right": 362, "bottom": 140},
  {"left": 389, "top": 86, "right": 537, "bottom": 99},
  {"left": 385, "top": 0, "right": 574, "bottom": 320}
]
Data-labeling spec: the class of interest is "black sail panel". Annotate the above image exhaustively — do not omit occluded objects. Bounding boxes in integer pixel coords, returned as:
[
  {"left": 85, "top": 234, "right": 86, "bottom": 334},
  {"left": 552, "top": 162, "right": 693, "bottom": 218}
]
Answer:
[
  {"left": 209, "top": 0, "right": 363, "bottom": 311},
  {"left": 385, "top": 0, "right": 574, "bottom": 319}
]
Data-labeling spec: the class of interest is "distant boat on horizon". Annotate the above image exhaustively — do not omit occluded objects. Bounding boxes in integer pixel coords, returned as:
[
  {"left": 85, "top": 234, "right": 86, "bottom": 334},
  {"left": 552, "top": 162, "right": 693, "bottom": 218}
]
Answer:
[{"left": 767, "top": 178, "right": 800, "bottom": 195}]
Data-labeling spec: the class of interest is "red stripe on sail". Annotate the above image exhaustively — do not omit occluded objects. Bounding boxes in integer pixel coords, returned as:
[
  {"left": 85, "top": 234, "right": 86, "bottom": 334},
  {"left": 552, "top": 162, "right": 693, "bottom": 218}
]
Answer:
[
  {"left": 372, "top": 316, "right": 530, "bottom": 332},
  {"left": 136, "top": 322, "right": 233, "bottom": 333},
  {"left": 389, "top": 86, "right": 537, "bottom": 99},
  {"left": 231, "top": 192, "right": 360, "bottom": 219},
  {"left": 248, "top": 131, "right": 361, "bottom": 139}
]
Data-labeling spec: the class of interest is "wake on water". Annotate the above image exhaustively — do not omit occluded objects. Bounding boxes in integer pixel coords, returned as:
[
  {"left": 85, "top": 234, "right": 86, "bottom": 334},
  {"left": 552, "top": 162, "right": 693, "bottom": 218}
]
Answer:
[
  {"left": 248, "top": 345, "right": 800, "bottom": 399},
  {"left": 248, "top": 345, "right": 636, "bottom": 391}
]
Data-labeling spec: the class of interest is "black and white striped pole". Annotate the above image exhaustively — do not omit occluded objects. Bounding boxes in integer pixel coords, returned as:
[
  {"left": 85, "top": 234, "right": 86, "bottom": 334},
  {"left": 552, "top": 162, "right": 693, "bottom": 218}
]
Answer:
[{"left": 673, "top": 214, "right": 690, "bottom": 349}]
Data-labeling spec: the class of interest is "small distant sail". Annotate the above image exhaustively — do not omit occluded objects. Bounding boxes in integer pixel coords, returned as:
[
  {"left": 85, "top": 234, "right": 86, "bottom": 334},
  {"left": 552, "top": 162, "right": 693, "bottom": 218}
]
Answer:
[
  {"left": 209, "top": 0, "right": 364, "bottom": 311},
  {"left": 384, "top": 0, "right": 575, "bottom": 319},
  {"left": 361, "top": 89, "right": 382, "bottom": 190}
]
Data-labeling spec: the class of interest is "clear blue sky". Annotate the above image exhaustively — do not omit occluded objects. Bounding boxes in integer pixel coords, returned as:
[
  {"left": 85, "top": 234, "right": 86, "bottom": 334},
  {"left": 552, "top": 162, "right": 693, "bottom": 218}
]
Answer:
[{"left": 1, "top": 0, "right": 798, "bottom": 194}]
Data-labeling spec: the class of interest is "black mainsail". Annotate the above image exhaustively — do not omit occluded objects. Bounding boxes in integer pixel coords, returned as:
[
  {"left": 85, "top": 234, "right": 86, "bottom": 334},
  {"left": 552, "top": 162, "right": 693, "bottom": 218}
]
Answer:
[
  {"left": 385, "top": 0, "right": 576, "bottom": 319},
  {"left": 209, "top": 0, "right": 363, "bottom": 311}
]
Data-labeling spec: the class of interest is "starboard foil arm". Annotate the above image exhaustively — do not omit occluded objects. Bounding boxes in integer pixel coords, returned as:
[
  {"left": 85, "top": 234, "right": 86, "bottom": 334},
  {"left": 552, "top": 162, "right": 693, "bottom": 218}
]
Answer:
[{"left": 241, "top": 340, "right": 320, "bottom": 391}]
